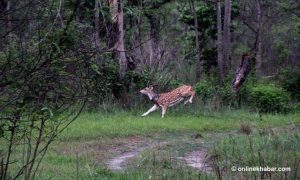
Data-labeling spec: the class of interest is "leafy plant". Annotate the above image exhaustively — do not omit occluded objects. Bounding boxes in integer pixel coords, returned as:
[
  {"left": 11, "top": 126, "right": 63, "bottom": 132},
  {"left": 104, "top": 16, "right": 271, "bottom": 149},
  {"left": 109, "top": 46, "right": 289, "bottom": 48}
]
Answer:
[
  {"left": 249, "top": 84, "right": 291, "bottom": 113},
  {"left": 195, "top": 75, "right": 216, "bottom": 102},
  {"left": 279, "top": 67, "right": 300, "bottom": 101}
]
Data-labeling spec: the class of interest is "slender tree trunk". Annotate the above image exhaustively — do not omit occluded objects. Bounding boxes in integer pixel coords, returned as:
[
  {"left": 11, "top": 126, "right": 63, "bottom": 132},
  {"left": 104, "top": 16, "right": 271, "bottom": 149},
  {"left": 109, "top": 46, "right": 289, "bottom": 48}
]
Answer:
[
  {"left": 146, "top": 13, "right": 161, "bottom": 68},
  {"left": 191, "top": 0, "right": 201, "bottom": 82},
  {"left": 223, "top": 0, "right": 231, "bottom": 73},
  {"left": 7, "top": 0, "right": 11, "bottom": 29},
  {"left": 255, "top": 0, "right": 262, "bottom": 77},
  {"left": 108, "top": 0, "right": 128, "bottom": 76},
  {"left": 216, "top": 0, "right": 224, "bottom": 85},
  {"left": 6, "top": 0, "right": 12, "bottom": 39},
  {"left": 107, "top": 0, "right": 129, "bottom": 107},
  {"left": 116, "top": 5, "right": 127, "bottom": 75},
  {"left": 99, "top": 1, "right": 110, "bottom": 47},
  {"left": 135, "top": 0, "right": 143, "bottom": 64},
  {"left": 232, "top": 54, "right": 252, "bottom": 94},
  {"left": 94, "top": 0, "right": 101, "bottom": 63}
]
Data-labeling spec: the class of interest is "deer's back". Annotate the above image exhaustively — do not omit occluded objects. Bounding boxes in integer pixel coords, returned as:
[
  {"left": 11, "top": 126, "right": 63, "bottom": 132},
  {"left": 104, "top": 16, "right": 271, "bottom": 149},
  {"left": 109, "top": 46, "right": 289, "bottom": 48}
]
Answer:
[{"left": 157, "top": 85, "right": 192, "bottom": 106}]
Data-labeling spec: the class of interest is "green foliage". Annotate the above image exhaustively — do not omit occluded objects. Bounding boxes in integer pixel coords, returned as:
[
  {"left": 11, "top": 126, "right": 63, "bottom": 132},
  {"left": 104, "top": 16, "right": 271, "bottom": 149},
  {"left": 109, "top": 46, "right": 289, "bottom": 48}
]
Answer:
[
  {"left": 195, "top": 75, "right": 216, "bottom": 102},
  {"left": 195, "top": 74, "right": 232, "bottom": 104},
  {"left": 274, "top": 40, "right": 292, "bottom": 64},
  {"left": 179, "top": 0, "right": 239, "bottom": 73},
  {"left": 167, "top": 79, "right": 182, "bottom": 89},
  {"left": 86, "top": 57, "right": 152, "bottom": 106},
  {"left": 237, "top": 74, "right": 258, "bottom": 104},
  {"left": 279, "top": 67, "right": 300, "bottom": 101},
  {"left": 249, "top": 84, "right": 291, "bottom": 113},
  {"left": 86, "top": 56, "right": 119, "bottom": 102},
  {"left": 131, "top": 70, "right": 150, "bottom": 90}
]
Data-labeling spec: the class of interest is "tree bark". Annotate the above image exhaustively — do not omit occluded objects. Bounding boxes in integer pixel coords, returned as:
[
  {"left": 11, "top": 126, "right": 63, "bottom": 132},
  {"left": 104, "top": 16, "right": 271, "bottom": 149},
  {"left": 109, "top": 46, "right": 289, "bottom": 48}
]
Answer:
[
  {"left": 94, "top": 0, "right": 101, "bottom": 63},
  {"left": 223, "top": 0, "right": 231, "bottom": 73},
  {"left": 216, "top": 0, "right": 224, "bottom": 85},
  {"left": 255, "top": 0, "right": 262, "bottom": 77},
  {"left": 191, "top": 0, "right": 201, "bottom": 82},
  {"left": 232, "top": 54, "right": 252, "bottom": 95},
  {"left": 107, "top": 0, "right": 128, "bottom": 76},
  {"left": 145, "top": 13, "right": 161, "bottom": 68},
  {"left": 116, "top": 7, "right": 127, "bottom": 76},
  {"left": 135, "top": 0, "right": 143, "bottom": 64},
  {"left": 5, "top": 0, "right": 12, "bottom": 38},
  {"left": 144, "top": 0, "right": 171, "bottom": 69}
]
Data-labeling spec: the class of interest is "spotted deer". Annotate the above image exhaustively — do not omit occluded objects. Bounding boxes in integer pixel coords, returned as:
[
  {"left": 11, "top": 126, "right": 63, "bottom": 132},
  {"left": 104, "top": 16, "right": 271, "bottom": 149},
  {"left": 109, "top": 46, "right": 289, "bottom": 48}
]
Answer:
[{"left": 140, "top": 85, "right": 196, "bottom": 118}]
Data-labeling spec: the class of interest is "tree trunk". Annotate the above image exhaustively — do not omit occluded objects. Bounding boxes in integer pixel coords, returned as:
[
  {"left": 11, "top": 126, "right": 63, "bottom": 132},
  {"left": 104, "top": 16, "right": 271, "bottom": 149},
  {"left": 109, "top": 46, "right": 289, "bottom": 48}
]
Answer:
[
  {"left": 232, "top": 54, "right": 252, "bottom": 95},
  {"left": 134, "top": 0, "right": 143, "bottom": 64},
  {"left": 223, "top": 0, "right": 231, "bottom": 73},
  {"left": 107, "top": 0, "right": 128, "bottom": 76},
  {"left": 216, "top": 0, "right": 224, "bottom": 85},
  {"left": 117, "top": 7, "right": 127, "bottom": 76},
  {"left": 191, "top": 0, "right": 201, "bottom": 82},
  {"left": 107, "top": 0, "right": 129, "bottom": 107},
  {"left": 144, "top": 0, "right": 171, "bottom": 70},
  {"left": 94, "top": 0, "right": 101, "bottom": 63},
  {"left": 255, "top": 0, "right": 262, "bottom": 77},
  {"left": 145, "top": 13, "right": 161, "bottom": 68},
  {"left": 6, "top": 0, "right": 12, "bottom": 38}
]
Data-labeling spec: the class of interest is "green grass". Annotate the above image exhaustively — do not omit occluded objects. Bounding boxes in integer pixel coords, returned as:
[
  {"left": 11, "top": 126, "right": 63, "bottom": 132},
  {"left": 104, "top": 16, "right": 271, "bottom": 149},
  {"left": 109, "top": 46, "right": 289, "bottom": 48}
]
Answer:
[
  {"left": 6, "top": 108, "right": 300, "bottom": 179},
  {"left": 212, "top": 129, "right": 300, "bottom": 179},
  {"left": 60, "top": 109, "right": 300, "bottom": 140}
]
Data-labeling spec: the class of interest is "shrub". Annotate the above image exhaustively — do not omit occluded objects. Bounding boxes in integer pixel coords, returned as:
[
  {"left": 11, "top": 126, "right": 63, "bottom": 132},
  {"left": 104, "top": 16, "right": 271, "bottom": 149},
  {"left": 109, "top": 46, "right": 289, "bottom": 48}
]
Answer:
[
  {"left": 279, "top": 67, "right": 300, "bottom": 101},
  {"left": 237, "top": 75, "right": 257, "bottom": 103},
  {"left": 216, "top": 82, "right": 232, "bottom": 101},
  {"left": 249, "top": 84, "right": 290, "bottom": 113},
  {"left": 195, "top": 74, "right": 238, "bottom": 104},
  {"left": 195, "top": 76, "right": 216, "bottom": 102},
  {"left": 168, "top": 79, "right": 182, "bottom": 89}
]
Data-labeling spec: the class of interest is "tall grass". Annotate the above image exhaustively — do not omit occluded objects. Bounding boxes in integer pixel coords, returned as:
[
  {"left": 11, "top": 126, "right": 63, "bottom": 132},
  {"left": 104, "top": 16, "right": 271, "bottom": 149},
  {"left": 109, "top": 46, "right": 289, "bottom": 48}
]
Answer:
[{"left": 211, "top": 129, "right": 300, "bottom": 179}]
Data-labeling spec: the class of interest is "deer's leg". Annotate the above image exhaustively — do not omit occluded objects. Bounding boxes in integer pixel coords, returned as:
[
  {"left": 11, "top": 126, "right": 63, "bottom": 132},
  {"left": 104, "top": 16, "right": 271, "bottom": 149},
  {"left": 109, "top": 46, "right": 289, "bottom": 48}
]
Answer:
[
  {"left": 184, "top": 99, "right": 189, "bottom": 105},
  {"left": 161, "top": 106, "right": 168, "bottom": 118},
  {"left": 189, "top": 90, "right": 196, "bottom": 103},
  {"left": 184, "top": 96, "right": 191, "bottom": 105},
  {"left": 142, "top": 104, "right": 158, "bottom": 117},
  {"left": 184, "top": 90, "right": 196, "bottom": 104}
]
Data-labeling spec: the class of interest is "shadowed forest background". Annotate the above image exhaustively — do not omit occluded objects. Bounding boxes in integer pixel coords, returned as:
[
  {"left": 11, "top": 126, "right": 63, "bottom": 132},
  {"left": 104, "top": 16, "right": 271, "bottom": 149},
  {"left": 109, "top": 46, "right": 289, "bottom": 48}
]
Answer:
[{"left": 0, "top": 0, "right": 300, "bottom": 179}]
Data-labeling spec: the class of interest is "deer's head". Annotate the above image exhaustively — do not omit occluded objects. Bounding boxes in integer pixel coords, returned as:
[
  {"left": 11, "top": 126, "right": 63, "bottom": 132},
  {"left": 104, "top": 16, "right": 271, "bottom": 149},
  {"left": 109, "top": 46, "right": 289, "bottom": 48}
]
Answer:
[{"left": 139, "top": 86, "right": 154, "bottom": 95}]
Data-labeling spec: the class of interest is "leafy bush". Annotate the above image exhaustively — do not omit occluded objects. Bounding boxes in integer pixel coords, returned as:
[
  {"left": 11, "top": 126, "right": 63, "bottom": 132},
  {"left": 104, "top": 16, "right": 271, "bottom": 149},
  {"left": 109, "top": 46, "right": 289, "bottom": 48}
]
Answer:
[
  {"left": 236, "top": 75, "right": 258, "bottom": 104},
  {"left": 217, "top": 76, "right": 233, "bottom": 101},
  {"left": 249, "top": 84, "right": 290, "bottom": 113},
  {"left": 195, "top": 75, "right": 232, "bottom": 104},
  {"left": 168, "top": 79, "right": 182, "bottom": 89},
  {"left": 279, "top": 67, "right": 300, "bottom": 101},
  {"left": 195, "top": 76, "right": 216, "bottom": 101}
]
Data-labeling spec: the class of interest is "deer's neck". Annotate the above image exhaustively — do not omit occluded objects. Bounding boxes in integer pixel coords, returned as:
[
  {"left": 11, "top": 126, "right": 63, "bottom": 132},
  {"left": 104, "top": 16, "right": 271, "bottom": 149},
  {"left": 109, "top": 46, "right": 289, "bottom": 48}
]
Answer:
[{"left": 147, "top": 92, "right": 158, "bottom": 100}]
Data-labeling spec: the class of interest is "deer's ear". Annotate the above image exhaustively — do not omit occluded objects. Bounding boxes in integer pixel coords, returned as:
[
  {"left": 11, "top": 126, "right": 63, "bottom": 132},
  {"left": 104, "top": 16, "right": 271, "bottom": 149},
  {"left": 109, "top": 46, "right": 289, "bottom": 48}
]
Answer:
[{"left": 149, "top": 86, "right": 153, "bottom": 90}]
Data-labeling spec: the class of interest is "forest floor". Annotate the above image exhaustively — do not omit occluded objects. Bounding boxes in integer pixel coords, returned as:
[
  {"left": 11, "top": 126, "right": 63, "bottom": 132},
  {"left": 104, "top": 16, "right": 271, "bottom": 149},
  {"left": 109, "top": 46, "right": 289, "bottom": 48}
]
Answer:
[{"left": 35, "top": 109, "right": 300, "bottom": 179}]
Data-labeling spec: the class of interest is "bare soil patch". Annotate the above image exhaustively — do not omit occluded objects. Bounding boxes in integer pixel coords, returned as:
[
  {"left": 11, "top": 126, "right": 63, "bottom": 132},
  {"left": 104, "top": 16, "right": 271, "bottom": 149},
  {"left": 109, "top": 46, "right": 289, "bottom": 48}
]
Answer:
[{"left": 177, "top": 149, "right": 212, "bottom": 172}]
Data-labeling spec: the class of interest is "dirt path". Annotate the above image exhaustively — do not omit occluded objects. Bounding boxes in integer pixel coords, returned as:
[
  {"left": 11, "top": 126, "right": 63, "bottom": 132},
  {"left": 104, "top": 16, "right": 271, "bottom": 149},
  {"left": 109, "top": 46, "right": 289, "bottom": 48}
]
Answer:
[
  {"left": 107, "top": 142, "right": 168, "bottom": 171},
  {"left": 107, "top": 147, "right": 146, "bottom": 171},
  {"left": 178, "top": 149, "right": 212, "bottom": 172},
  {"left": 107, "top": 144, "right": 212, "bottom": 172}
]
